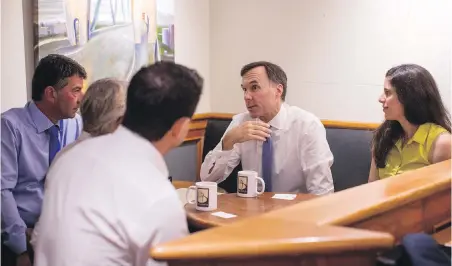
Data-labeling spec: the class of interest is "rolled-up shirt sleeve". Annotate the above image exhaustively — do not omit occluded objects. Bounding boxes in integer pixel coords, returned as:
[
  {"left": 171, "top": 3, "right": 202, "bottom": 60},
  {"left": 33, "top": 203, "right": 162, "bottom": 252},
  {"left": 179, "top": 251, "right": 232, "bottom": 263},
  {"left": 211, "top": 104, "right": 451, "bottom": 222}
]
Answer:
[
  {"left": 301, "top": 119, "right": 334, "bottom": 195},
  {"left": 1, "top": 117, "right": 28, "bottom": 254},
  {"left": 200, "top": 119, "right": 241, "bottom": 183}
]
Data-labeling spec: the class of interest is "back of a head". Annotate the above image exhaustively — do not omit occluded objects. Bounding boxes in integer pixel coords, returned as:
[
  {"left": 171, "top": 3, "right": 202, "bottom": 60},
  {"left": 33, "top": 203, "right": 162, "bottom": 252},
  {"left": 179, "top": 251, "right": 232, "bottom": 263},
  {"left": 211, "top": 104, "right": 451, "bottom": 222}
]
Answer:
[
  {"left": 122, "top": 61, "right": 204, "bottom": 141},
  {"left": 80, "top": 78, "right": 127, "bottom": 136},
  {"left": 32, "top": 54, "right": 87, "bottom": 101}
]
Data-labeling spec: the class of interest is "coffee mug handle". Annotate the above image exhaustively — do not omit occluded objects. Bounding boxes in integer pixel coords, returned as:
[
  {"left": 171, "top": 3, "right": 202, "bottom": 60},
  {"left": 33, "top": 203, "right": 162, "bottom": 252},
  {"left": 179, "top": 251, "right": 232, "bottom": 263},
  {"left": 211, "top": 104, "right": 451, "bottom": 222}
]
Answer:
[
  {"left": 186, "top": 186, "right": 197, "bottom": 204},
  {"left": 256, "top": 177, "right": 265, "bottom": 195}
]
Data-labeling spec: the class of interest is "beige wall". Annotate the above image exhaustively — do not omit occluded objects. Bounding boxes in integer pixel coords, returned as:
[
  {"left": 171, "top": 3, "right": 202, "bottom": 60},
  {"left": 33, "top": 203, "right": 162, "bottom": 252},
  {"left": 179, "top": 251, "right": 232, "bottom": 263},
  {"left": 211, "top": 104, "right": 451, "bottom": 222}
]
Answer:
[
  {"left": 2, "top": 0, "right": 451, "bottom": 120},
  {"left": 1, "top": 0, "right": 31, "bottom": 112},
  {"left": 174, "top": 0, "right": 211, "bottom": 113},
  {"left": 209, "top": 0, "right": 452, "bottom": 122}
]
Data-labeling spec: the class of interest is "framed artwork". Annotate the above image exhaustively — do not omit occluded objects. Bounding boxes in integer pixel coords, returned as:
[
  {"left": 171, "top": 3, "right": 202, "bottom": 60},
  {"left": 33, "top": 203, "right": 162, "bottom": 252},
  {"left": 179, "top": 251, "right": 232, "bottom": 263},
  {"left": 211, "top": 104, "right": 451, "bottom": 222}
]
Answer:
[
  {"left": 156, "top": 0, "right": 174, "bottom": 62},
  {"left": 33, "top": 0, "right": 174, "bottom": 88}
]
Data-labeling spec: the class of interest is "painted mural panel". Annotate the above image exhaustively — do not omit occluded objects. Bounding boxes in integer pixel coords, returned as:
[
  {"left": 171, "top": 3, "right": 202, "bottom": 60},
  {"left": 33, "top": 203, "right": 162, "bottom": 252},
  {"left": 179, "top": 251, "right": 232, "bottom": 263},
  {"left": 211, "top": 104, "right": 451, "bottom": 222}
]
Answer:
[{"left": 33, "top": 0, "right": 173, "bottom": 88}]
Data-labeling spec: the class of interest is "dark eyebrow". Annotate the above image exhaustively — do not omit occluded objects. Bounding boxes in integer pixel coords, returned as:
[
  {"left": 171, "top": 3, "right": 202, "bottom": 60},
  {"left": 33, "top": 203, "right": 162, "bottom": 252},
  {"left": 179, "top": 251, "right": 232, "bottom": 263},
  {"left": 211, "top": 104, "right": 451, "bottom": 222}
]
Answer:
[{"left": 241, "top": 80, "right": 259, "bottom": 88}]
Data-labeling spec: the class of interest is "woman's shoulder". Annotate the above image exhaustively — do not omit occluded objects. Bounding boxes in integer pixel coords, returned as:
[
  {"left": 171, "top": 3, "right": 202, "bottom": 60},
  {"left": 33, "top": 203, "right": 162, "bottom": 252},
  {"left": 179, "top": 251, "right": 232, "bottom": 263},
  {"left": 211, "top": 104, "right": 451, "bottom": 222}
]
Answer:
[{"left": 424, "top": 122, "right": 449, "bottom": 134}]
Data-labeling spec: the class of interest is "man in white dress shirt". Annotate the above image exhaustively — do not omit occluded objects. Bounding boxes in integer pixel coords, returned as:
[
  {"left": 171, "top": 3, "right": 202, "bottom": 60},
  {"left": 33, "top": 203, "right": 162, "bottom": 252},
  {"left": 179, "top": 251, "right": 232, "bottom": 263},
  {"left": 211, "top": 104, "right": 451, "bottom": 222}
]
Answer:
[
  {"left": 201, "top": 61, "right": 334, "bottom": 195},
  {"left": 33, "top": 62, "right": 204, "bottom": 266}
]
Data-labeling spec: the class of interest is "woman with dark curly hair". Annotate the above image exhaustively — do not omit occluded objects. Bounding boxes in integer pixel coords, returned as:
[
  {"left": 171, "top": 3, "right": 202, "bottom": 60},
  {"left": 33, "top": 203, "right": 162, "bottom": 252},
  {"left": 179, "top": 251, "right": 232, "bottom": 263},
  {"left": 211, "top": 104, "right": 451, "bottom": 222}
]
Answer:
[{"left": 368, "top": 64, "right": 451, "bottom": 182}]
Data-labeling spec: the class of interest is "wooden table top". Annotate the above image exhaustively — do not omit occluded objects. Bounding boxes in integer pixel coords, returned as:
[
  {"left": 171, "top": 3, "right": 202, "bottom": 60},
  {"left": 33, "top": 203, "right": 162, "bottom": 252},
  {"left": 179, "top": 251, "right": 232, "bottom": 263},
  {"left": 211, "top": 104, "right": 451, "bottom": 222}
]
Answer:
[
  {"left": 185, "top": 192, "right": 317, "bottom": 228},
  {"left": 151, "top": 160, "right": 451, "bottom": 261}
]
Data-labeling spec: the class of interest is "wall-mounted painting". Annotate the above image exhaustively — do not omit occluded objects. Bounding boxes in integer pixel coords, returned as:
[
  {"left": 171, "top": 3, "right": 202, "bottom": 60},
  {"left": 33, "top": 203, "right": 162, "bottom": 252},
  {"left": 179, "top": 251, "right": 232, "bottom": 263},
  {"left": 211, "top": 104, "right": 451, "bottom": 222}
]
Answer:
[
  {"left": 33, "top": 0, "right": 174, "bottom": 88},
  {"left": 156, "top": 0, "right": 174, "bottom": 62}
]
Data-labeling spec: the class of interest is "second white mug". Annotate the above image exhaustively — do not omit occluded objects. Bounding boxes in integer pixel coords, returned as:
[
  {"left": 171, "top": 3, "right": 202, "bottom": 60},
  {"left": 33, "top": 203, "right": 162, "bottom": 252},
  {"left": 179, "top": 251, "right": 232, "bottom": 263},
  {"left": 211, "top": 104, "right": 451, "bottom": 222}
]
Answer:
[{"left": 237, "top": 170, "right": 265, "bottom": 197}]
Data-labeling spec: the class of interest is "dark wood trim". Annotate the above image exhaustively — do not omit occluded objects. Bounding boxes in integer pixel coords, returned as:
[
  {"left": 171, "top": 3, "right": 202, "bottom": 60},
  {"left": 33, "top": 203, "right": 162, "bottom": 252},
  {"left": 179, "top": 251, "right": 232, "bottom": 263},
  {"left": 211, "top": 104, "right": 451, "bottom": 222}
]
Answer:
[
  {"left": 189, "top": 120, "right": 208, "bottom": 131},
  {"left": 167, "top": 251, "right": 379, "bottom": 266},
  {"left": 192, "top": 113, "right": 236, "bottom": 121},
  {"left": 189, "top": 113, "right": 380, "bottom": 131}
]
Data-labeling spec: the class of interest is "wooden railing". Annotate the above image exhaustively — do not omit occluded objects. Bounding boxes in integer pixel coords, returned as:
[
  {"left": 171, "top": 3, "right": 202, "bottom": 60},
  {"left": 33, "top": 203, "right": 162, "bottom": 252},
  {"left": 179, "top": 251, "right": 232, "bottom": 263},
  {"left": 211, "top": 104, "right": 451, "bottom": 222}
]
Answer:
[
  {"left": 187, "top": 113, "right": 381, "bottom": 137},
  {"left": 151, "top": 159, "right": 451, "bottom": 265}
]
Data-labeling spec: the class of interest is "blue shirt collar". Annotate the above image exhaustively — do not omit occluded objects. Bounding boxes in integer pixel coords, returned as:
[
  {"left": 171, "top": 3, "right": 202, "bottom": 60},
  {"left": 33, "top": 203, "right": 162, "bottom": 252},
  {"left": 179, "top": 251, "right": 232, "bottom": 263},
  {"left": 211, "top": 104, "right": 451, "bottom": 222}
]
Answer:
[{"left": 26, "top": 101, "right": 58, "bottom": 133}]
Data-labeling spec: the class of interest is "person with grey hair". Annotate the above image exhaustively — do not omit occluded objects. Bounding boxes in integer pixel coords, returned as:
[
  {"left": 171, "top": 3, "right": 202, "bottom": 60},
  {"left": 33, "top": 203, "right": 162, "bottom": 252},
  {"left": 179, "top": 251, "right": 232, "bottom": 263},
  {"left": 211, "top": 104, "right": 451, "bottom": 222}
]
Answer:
[
  {"left": 80, "top": 78, "right": 127, "bottom": 137},
  {"left": 50, "top": 77, "right": 127, "bottom": 165}
]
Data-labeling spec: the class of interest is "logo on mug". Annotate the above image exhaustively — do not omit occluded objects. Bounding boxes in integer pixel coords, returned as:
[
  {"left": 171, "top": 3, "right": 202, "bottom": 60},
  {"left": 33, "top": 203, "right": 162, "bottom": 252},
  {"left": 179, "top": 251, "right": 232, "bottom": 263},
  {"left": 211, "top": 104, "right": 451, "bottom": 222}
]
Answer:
[
  {"left": 238, "top": 175, "right": 248, "bottom": 194},
  {"left": 197, "top": 188, "right": 209, "bottom": 207}
]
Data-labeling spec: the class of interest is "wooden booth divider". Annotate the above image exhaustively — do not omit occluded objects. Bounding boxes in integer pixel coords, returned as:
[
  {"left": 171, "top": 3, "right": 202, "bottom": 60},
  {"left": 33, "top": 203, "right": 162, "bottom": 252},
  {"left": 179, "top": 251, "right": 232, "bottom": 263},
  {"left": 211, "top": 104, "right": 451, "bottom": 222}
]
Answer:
[
  {"left": 157, "top": 113, "right": 451, "bottom": 265},
  {"left": 153, "top": 160, "right": 451, "bottom": 265}
]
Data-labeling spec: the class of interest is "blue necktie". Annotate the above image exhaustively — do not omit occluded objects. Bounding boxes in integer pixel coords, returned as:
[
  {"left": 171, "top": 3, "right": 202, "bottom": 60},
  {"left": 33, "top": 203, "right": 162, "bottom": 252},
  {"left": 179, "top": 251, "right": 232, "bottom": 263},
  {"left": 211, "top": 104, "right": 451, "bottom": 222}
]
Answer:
[
  {"left": 262, "top": 136, "right": 273, "bottom": 192},
  {"left": 48, "top": 125, "right": 61, "bottom": 165}
]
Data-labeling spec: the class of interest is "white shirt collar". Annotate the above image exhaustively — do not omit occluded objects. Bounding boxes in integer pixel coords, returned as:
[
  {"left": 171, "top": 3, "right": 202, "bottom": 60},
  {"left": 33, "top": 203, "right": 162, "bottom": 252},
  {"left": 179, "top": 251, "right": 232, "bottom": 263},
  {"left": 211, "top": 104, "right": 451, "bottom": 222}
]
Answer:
[
  {"left": 115, "top": 126, "right": 169, "bottom": 178},
  {"left": 268, "top": 103, "right": 288, "bottom": 131}
]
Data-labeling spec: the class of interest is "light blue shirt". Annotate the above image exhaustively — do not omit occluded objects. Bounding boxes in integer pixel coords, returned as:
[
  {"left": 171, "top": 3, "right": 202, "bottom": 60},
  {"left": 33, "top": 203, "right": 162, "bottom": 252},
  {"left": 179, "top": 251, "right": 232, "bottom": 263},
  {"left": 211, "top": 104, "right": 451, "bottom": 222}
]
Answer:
[{"left": 1, "top": 101, "right": 82, "bottom": 254}]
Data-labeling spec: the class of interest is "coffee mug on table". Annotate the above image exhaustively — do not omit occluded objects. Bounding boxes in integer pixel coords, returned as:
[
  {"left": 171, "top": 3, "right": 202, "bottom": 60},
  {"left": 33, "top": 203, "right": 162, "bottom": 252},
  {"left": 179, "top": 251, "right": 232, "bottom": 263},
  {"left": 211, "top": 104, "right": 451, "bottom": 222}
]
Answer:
[
  {"left": 186, "top": 181, "right": 218, "bottom": 211},
  {"left": 237, "top": 170, "right": 265, "bottom": 198}
]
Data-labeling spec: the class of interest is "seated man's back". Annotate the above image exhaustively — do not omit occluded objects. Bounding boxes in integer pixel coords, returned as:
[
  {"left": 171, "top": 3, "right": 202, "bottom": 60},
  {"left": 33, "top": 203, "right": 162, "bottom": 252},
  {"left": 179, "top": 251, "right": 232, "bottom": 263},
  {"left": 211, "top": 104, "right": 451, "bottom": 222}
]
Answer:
[{"left": 34, "top": 126, "right": 187, "bottom": 265}]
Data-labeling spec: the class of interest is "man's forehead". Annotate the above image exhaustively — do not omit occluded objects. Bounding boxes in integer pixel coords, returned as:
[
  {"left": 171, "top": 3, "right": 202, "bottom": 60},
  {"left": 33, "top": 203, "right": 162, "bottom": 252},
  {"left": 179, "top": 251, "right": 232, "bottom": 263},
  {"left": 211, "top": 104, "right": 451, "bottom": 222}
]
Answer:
[
  {"left": 242, "top": 67, "right": 267, "bottom": 85},
  {"left": 242, "top": 77, "right": 260, "bottom": 86},
  {"left": 67, "top": 75, "right": 84, "bottom": 85}
]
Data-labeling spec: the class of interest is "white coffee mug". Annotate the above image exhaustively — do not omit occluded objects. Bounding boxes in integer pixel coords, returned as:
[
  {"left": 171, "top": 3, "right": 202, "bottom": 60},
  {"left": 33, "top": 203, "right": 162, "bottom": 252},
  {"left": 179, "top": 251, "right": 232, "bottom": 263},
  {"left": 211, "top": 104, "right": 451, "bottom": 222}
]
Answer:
[
  {"left": 237, "top": 170, "right": 265, "bottom": 198},
  {"left": 186, "top": 181, "right": 218, "bottom": 211}
]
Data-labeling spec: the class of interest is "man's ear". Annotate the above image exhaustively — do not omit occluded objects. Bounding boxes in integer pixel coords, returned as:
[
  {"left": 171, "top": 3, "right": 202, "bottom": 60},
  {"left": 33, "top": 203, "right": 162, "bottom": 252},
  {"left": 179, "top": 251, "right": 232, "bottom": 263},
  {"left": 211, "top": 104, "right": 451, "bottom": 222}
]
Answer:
[
  {"left": 43, "top": 86, "right": 57, "bottom": 103},
  {"left": 170, "top": 117, "right": 190, "bottom": 139},
  {"left": 275, "top": 84, "right": 283, "bottom": 99},
  {"left": 113, "top": 116, "right": 124, "bottom": 132},
  {"left": 116, "top": 116, "right": 124, "bottom": 125}
]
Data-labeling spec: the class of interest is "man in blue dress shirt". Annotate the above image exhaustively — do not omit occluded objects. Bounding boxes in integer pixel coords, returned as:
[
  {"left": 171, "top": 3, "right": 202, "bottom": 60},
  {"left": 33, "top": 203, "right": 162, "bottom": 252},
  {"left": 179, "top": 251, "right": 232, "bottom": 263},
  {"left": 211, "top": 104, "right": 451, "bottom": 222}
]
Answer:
[{"left": 1, "top": 54, "right": 86, "bottom": 266}]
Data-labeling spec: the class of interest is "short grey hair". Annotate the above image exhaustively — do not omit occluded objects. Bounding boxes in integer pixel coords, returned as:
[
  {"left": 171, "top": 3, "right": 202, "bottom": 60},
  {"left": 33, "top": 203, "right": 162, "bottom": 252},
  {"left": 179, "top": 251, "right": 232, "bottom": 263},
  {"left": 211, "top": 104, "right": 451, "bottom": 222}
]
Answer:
[{"left": 80, "top": 78, "right": 127, "bottom": 136}]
